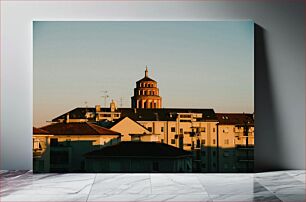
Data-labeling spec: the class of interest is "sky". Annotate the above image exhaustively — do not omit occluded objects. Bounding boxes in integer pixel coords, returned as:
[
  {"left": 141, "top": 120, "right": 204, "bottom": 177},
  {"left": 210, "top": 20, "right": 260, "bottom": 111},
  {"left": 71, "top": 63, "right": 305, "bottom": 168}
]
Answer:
[{"left": 34, "top": 21, "right": 254, "bottom": 127}]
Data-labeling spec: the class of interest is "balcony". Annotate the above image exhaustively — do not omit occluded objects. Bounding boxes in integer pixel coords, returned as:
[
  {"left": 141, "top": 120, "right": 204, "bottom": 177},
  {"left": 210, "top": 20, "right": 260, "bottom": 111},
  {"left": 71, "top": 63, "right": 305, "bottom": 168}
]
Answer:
[{"left": 236, "top": 145, "right": 254, "bottom": 149}]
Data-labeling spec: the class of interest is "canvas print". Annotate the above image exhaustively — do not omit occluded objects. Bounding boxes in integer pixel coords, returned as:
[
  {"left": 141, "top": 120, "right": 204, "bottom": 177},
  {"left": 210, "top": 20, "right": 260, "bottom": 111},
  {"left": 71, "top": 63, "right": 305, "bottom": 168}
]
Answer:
[{"left": 33, "top": 21, "right": 254, "bottom": 173}]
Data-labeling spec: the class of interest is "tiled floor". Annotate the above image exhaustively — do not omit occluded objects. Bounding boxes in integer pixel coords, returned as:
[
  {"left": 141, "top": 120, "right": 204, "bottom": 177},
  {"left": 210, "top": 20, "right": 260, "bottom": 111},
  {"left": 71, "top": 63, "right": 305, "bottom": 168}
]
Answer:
[{"left": 0, "top": 170, "right": 305, "bottom": 202}]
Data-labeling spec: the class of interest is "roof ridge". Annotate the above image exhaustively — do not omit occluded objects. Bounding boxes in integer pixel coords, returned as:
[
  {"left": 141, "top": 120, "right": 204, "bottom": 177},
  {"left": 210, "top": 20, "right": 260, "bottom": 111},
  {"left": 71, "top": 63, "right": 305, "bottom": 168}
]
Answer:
[{"left": 87, "top": 122, "right": 120, "bottom": 135}]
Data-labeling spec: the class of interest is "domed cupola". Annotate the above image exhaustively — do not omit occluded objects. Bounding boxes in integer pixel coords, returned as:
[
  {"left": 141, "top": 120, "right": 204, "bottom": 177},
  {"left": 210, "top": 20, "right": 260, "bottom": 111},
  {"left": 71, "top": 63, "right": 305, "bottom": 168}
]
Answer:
[{"left": 131, "top": 66, "right": 162, "bottom": 109}]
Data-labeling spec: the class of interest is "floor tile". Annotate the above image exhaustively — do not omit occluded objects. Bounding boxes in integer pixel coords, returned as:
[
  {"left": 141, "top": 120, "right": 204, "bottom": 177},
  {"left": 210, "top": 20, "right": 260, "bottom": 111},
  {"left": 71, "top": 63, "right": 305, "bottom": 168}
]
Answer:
[
  {"left": 150, "top": 174, "right": 208, "bottom": 195},
  {"left": 88, "top": 194, "right": 211, "bottom": 202},
  {"left": 275, "top": 194, "right": 305, "bottom": 202},
  {"left": 198, "top": 174, "right": 254, "bottom": 195},
  {"left": 1, "top": 173, "right": 96, "bottom": 196},
  {"left": 90, "top": 174, "right": 151, "bottom": 195},
  {"left": 0, "top": 194, "right": 88, "bottom": 202}
]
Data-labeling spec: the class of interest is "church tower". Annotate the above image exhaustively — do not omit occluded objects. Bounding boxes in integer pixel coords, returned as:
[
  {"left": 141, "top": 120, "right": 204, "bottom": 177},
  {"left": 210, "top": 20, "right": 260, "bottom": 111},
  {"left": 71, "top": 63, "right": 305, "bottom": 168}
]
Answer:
[{"left": 131, "top": 66, "right": 162, "bottom": 109}]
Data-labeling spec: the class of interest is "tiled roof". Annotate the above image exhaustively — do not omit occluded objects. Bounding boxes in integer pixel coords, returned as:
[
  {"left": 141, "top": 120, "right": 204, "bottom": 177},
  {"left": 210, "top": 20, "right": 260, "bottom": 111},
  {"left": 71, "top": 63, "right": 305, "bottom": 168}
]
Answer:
[
  {"left": 52, "top": 107, "right": 96, "bottom": 122},
  {"left": 216, "top": 113, "right": 254, "bottom": 126},
  {"left": 136, "top": 76, "right": 156, "bottom": 83},
  {"left": 33, "top": 127, "right": 50, "bottom": 134},
  {"left": 84, "top": 141, "right": 192, "bottom": 158},
  {"left": 40, "top": 122, "right": 121, "bottom": 136},
  {"left": 120, "top": 108, "right": 217, "bottom": 122},
  {"left": 52, "top": 107, "right": 218, "bottom": 122}
]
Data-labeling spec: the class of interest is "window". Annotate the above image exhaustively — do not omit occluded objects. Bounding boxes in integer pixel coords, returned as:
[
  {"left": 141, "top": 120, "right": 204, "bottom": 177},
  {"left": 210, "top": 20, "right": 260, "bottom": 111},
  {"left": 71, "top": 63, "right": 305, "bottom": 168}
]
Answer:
[
  {"left": 171, "top": 139, "right": 176, "bottom": 144},
  {"left": 213, "top": 139, "right": 216, "bottom": 144},
  {"left": 201, "top": 139, "right": 206, "bottom": 145},
  {"left": 161, "top": 127, "right": 164, "bottom": 132},
  {"left": 224, "top": 139, "right": 229, "bottom": 144},
  {"left": 171, "top": 127, "right": 176, "bottom": 132},
  {"left": 132, "top": 136, "right": 141, "bottom": 142},
  {"left": 201, "top": 127, "right": 206, "bottom": 132},
  {"left": 180, "top": 114, "right": 191, "bottom": 118},
  {"left": 161, "top": 139, "right": 164, "bottom": 143},
  {"left": 180, "top": 128, "right": 183, "bottom": 134},
  {"left": 148, "top": 127, "right": 152, "bottom": 132},
  {"left": 100, "top": 114, "right": 111, "bottom": 117},
  {"left": 213, "top": 128, "right": 216, "bottom": 132},
  {"left": 33, "top": 140, "right": 41, "bottom": 150}
]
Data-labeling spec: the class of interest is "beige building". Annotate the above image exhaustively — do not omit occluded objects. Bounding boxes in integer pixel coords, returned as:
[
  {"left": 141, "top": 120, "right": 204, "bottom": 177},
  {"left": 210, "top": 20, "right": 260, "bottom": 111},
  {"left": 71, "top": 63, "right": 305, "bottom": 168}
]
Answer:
[
  {"left": 38, "top": 122, "right": 121, "bottom": 172},
  {"left": 96, "top": 116, "right": 157, "bottom": 142},
  {"left": 216, "top": 113, "right": 254, "bottom": 172},
  {"left": 33, "top": 127, "right": 54, "bottom": 173},
  {"left": 49, "top": 69, "right": 254, "bottom": 173}
]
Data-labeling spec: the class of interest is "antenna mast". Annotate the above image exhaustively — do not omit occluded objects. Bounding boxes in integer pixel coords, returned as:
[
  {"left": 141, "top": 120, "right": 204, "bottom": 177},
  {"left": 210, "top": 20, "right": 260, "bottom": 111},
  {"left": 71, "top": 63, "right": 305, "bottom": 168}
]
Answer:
[{"left": 101, "top": 90, "right": 109, "bottom": 107}]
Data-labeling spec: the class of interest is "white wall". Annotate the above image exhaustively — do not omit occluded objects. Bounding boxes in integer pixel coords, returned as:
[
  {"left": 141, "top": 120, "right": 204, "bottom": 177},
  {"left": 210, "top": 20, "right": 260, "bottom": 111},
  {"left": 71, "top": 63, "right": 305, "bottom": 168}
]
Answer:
[{"left": 1, "top": 0, "right": 304, "bottom": 170}]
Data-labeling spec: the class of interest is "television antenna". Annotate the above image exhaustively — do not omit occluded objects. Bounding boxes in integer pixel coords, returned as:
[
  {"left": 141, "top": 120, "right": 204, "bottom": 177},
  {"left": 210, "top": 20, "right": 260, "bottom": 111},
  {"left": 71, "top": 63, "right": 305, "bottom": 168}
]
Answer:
[
  {"left": 101, "top": 90, "right": 109, "bottom": 107},
  {"left": 119, "top": 97, "right": 123, "bottom": 108}
]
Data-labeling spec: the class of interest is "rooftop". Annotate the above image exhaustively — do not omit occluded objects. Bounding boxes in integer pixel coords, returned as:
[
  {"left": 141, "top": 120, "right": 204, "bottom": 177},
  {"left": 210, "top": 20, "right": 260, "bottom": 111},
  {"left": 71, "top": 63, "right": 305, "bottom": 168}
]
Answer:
[
  {"left": 33, "top": 127, "right": 50, "bottom": 135},
  {"left": 40, "top": 122, "right": 121, "bottom": 136},
  {"left": 52, "top": 107, "right": 218, "bottom": 122},
  {"left": 84, "top": 141, "right": 192, "bottom": 158},
  {"left": 216, "top": 113, "right": 254, "bottom": 126}
]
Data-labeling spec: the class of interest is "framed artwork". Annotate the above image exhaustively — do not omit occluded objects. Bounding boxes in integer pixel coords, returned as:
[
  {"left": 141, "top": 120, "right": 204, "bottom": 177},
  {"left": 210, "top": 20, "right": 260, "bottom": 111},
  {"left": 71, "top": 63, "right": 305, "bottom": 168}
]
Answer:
[{"left": 33, "top": 21, "right": 254, "bottom": 173}]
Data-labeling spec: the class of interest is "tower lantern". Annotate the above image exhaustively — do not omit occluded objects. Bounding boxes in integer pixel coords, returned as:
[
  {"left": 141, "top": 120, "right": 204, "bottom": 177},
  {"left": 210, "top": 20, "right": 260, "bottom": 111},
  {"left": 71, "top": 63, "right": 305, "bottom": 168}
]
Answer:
[{"left": 145, "top": 66, "right": 149, "bottom": 77}]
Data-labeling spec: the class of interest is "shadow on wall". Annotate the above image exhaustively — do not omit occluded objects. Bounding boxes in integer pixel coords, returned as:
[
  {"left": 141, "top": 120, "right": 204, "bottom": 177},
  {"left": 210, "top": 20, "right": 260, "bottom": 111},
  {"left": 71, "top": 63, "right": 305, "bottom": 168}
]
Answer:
[
  {"left": 34, "top": 140, "right": 254, "bottom": 173},
  {"left": 255, "top": 24, "right": 284, "bottom": 172}
]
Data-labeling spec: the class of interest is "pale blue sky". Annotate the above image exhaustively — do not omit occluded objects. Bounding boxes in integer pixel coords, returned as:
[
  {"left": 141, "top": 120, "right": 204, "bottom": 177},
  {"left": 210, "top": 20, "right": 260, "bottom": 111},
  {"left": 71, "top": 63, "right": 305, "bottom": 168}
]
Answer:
[{"left": 34, "top": 21, "right": 254, "bottom": 127}]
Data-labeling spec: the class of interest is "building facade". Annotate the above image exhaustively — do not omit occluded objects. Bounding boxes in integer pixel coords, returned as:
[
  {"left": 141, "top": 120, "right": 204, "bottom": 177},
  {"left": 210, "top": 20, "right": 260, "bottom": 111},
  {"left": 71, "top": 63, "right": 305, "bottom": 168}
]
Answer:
[
  {"left": 33, "top": 127, "right": 53, "bottom": 173},
  {"left": 46, "top": 68, "right": 255, "bottom": 173},
  {"left": 216, "top": 113, "right": 254, "bottom": 172},
  {"left": 84, "top": 142, "right": 192, "bottom": 173},
  {"left": 37, "top": 122, "right": 121, "bottom": 172}
]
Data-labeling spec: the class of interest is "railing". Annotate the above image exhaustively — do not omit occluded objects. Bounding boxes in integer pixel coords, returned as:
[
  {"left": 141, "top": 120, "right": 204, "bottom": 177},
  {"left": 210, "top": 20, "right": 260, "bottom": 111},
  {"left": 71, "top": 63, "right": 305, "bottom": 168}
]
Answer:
[{"left": 236, "top": 145, "right": 255, "bottom": 149}]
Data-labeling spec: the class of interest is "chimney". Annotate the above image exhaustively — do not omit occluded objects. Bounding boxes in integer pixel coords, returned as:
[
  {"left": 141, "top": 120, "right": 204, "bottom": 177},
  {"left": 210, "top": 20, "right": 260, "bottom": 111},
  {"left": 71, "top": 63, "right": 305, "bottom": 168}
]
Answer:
[
  {"left": 66, "top": 113, "right": 70, "bottom": 123},
  {"left": 110, "top": 99, "right": 116, "bottom": 112},
  {"left": 95, "top": 105, "right": 101, "bottom": 112}
]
